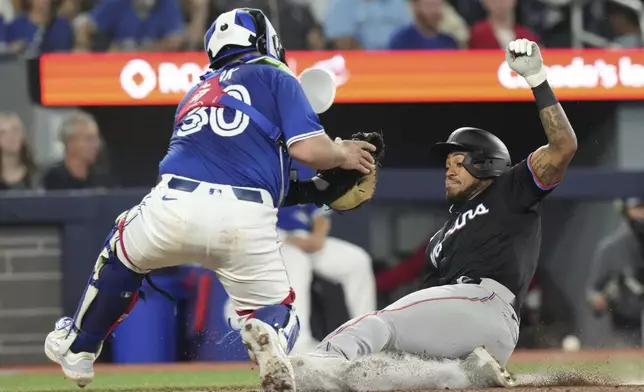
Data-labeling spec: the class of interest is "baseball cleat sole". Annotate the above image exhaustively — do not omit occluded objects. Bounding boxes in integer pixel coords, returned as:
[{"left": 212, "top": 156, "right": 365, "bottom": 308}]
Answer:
[
  {"left": 241, "top": 319, "right": 296, "bottom": 392},
  {"left": 463, "top": 346, "right": 517, "bottom": 388}
]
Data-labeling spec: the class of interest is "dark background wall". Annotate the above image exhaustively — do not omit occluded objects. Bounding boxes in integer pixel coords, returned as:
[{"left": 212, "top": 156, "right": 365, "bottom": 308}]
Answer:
[{"left": 85, "top": 100, "right": 618, "bottom": 187}]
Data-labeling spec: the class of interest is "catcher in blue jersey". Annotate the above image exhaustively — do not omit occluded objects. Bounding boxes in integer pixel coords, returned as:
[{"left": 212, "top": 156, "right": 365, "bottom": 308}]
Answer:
[{"left": 44, "top": 8, "right": 384, "bottom": 392}]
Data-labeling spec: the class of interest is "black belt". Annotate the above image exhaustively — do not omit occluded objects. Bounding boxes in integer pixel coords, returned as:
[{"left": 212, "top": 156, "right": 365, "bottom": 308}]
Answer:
[{"left": 167, "top": 177, "right": 263, "bottom": 204}]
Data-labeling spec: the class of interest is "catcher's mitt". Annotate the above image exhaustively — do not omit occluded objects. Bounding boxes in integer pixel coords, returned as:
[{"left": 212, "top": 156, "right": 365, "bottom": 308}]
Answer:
[{"left": 317, "top": 131, "right": 385, "bottom": 211}]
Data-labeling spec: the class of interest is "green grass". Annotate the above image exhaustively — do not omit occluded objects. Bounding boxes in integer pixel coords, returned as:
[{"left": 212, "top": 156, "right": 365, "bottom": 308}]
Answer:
[
  {"left": 0, "top": 369, "right": 259, "bottom": 392},
  {"left": 2, "top": 359, "right": 644, "bottom": 392}
]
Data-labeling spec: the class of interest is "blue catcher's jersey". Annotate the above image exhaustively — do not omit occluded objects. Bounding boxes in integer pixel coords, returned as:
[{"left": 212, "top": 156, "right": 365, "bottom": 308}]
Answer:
[
  {"left": 277, "top": 203, "right": 319, "bottom": 234},
  {"left": 159, "top": 57, "right": 325, "bottom": 207}
]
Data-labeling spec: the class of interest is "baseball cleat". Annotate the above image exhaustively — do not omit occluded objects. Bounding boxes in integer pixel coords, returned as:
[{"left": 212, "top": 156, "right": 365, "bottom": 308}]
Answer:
[
  {"left": 290, "top": 351, "right": 349, "bottom": 371},
  {"left": 44, "top": 317, "right": 96, "bottom": 388},
  {"left": 241, "top": 318, "right": 296, "bottom": 392},
  {"left": 289, "top": 353, "right": 349, "bottom": 392},
  {"left": 461, "top": 346, "right": 517, "bottom": 388}
]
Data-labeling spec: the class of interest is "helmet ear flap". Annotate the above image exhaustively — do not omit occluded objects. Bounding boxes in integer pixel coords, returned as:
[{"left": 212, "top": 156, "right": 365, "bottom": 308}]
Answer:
[
  {"left": 461, "top": 153, "right": 482, "bottom": 179},
  {"left": 462, "top": 151, "right": 510, "bottom": 179},
  {"left": 250, "top": 10, "right": 267, "bottom": 54},
  {"left": 246, "top": 8, "right": 286, "bottom": 64},
  {"left": 271, "top": 34, "right": 286, "bottom": 64}
]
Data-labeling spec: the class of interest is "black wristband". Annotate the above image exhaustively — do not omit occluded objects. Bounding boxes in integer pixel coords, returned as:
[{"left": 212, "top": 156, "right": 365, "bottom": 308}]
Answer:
[
  {"left": 531, "top": 81, "right": 558, "bottom": 110},
  {"left": 281, "top": 179, "right": 329, "bottom": 207}
]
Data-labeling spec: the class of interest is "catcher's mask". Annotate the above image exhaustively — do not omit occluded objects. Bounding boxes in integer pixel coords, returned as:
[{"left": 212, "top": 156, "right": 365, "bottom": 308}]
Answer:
[
  {"left": 204, "top": 8, "right": 286, "bottom": 70},
  {"left": 431, "top": 127, "right": 511, "bottom": 179}
]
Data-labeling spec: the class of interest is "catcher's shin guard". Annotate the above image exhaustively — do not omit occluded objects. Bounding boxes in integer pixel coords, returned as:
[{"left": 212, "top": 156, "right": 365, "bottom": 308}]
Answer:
[{"left": 64, "top": 221, "right": 145, "bottom": 355}]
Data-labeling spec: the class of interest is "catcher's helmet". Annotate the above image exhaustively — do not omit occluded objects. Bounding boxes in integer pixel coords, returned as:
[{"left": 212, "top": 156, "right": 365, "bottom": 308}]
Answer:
[
  {"left": 431, "top": 127, "right": 511, "bottom": 179},
  {"left": 204, "top": 8, "right": 286, "bottom": 69}
]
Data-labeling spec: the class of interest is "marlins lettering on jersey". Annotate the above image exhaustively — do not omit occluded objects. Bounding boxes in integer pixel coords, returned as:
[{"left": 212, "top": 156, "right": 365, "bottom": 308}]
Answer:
[{"left": 431, "top": 203, "right": 490, "bottom": 267}]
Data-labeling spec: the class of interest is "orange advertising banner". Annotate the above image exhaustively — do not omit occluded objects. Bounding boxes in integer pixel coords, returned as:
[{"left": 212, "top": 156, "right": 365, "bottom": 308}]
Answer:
[{"left": 39, "top": 49, "right": 644, "bottom": 106}]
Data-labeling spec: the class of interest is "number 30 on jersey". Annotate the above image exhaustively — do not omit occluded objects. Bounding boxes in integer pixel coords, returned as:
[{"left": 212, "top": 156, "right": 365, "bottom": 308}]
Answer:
[{"left": 177, "top": 84, "right": 251, "bottom": 138}]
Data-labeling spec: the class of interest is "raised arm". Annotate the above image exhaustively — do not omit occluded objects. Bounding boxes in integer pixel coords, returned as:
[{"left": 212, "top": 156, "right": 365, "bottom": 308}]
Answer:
[
  {"left": 530, "top": 100, "right": 577, "bottom": 186},
  {"left": 506, "top": 39, "right": 578, "bottom": 187}
]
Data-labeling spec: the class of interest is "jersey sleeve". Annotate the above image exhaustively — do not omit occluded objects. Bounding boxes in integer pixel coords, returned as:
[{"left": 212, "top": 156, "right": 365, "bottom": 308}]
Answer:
[
  {"left": 504, "top": 154, "right": 558, "bottom": 210},
  {"left": 291, "top": 159, "right": 317, "bottom": 179},
  {"left": 277, "top": 205, "right": 312, "bottom": 237},
  {"left": 275, "top": 72, "right": 325, "bottom": 148}
]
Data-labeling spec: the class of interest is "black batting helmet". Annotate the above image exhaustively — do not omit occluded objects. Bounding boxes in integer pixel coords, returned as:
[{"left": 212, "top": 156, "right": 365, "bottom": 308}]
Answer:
[{"left": 431, "top": 127, "right": 511, "bottom": 179}]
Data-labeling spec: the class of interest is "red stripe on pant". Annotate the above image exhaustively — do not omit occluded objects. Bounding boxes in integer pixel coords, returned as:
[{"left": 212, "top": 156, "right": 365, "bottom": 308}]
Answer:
[
  {"left": 322, "top": 294, "right": 497, "bottom": 342},
  {"left": 107, "top": 215, "right": 142, "bottom": 337},
  {"left": 237, "top": 288, "right": 297, "bottom": 318},
  {"left": 117, "top": 215, "right": 139, "bottom": 270},
  {"left": 194, "top": 273, "right": 213, "bottom": 334}
]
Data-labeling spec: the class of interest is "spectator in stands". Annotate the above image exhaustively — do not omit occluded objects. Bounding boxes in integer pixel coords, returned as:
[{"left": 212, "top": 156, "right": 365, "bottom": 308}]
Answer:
[
  {"left": 468, "top": 0, "right": 539, "bottom": 49},
  {"left": 181, "top": 0, "right": 209, "bottom": 50},
  {"left": 74, "top": 0, "right": 184, "bottom": 52},
  {"left": 389, "top": 0, "right": 459, "bottom": 50},
  {"left": 278, "top": 163, "right": 376, "bottom": 353},
  {"left": 0, "top": 1, "right": 15, "bottom": 22},
  {"left": 43, "top": 111, "right": 115, "bottom": 190},
  {"left": 292, "top": 0, "right": 327, "bottom": 26},
  {"left": 439, "top": 2, "right": 469, "bottom": 48},
  {"left": 607, "top": 2, "right": 643, "bottom": 48},
  {"left": 58, "top": 0, "right": 80, "bottom": 20},
  {"left": 214, "top": 0, "right": 325, "bottom": 50},
  {"left": 0, "top": 15, "right": 7, "bottom": 52},
  {"left": 324, "top": 0, "right": 411, "bottom": 49},
  {"left": 587, "top": 198, "right": 644, "bottom": 347},
  {"left": 7, "top": 0, "right": 74, "bottom": 54},
  {"left": 0, "top": 113, "right": 38, "bottom": 190}
]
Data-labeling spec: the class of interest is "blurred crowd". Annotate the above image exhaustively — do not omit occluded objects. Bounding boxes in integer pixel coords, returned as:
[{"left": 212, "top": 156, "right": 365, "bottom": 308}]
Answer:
[
  {"left": 0, "top": 0, "right": 642, "bottom": 55},
  {"left": 0, "top": 110, "right": 115, "bottom": 192}
]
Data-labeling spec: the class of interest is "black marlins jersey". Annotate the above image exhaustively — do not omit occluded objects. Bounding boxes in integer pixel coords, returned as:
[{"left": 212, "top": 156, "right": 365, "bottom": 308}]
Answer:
[{"left": 423, "top": 157, "right": 555, "bottom": 311}]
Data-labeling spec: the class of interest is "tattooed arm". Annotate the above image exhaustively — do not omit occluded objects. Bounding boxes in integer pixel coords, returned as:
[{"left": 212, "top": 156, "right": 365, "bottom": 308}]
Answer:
[
  {"left": 504, "top": 39, "right": 578, "bottom": 187},
  {"left": 528, "top": 86, "right": 578, "bottom": 187}
]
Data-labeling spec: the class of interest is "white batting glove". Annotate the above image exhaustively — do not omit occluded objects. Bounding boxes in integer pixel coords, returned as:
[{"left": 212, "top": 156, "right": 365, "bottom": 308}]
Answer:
[{"left": 505, "top": 39, "right": 548, "bottom": 88}]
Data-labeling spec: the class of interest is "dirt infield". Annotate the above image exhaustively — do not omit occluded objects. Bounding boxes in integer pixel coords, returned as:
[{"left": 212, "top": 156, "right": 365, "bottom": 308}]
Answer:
[
  {"left": 3, "top": 348, "right": 642, "bottom": 375},
  {"left": 2, "top": 349, "right": 643, "bottom": 391},
  {"left": 37, "top": 388, "right": 644, "bottom": 392},
  {"left": 153, "top": 388, "right": 640, "bottom": 392}
]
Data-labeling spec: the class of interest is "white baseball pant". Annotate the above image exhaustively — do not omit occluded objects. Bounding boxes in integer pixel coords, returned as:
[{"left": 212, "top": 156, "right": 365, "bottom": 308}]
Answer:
[
  {"left": 317, "top": 278, "right": 519, "bottom": 366},
  {"left": 281, "top": 237, "right": 376, "bottom": 352},
  {"left": 117, "top": 174, "right": 293, "bottom": 313}
]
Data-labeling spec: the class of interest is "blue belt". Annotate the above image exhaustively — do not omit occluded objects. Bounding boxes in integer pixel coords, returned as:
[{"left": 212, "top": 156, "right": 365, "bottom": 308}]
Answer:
[{"left": 167, "top": 177, "right": 263, "bottom": 205}]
